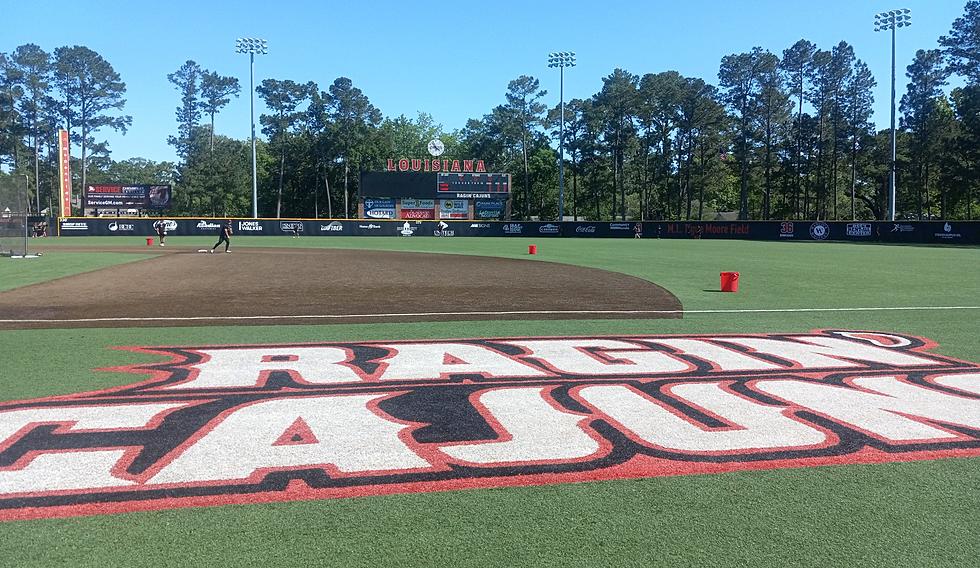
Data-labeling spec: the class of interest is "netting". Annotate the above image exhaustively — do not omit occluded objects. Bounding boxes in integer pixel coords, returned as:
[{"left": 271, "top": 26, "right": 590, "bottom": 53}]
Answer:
[{"left": 0, "top": 175, "right": 28, "bottom": 257}]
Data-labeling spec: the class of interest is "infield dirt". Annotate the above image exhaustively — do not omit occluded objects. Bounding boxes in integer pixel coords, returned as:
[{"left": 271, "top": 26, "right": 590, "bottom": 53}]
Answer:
[{"left": 0, "top": 247, "right": 681, "bottom": 328}]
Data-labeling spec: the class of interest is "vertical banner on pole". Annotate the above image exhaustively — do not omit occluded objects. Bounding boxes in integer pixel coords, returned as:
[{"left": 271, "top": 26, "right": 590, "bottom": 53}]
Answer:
[{"left": 58, "top": 129, "right": 71, "bottom": 217}]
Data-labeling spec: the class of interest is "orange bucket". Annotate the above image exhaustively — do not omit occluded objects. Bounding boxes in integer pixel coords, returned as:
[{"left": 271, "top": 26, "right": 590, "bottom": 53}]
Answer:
[
  {"left": 720, "top": 271, "right": 739, "bottom": 292},
  {"left": 146, "top": 237, "right": 154, "bottom": 246},
  {"left": 528, "top": 244, "right": 537, "bottom": 255}
]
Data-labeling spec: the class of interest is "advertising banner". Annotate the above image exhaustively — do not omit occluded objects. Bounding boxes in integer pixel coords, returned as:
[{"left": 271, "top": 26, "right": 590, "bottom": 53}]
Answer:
[
  {"left": 58, "top": 129, "right": 71, "bottom": 216},
  {"left": 439, "top": 199, "right": 469, "bottom": 219},
  {"left": 922, "top": 220, "right": 977, "bottom": 244},
  {"left": 401, "top": 198, "right": 435, "bottom": 209},
  {"left": 54, "top": 218, "right": 980, "bottom": 244},
  {"left": 400, "top": 198, "right": 435, "bottom": 219},
  {"left": 401, "top": 209, "right": 434, "bottom": 219},
  {"left": 83, "top": 185, "right": 172, "bottom": 210},
  {"left": 363, "top": 198, "right": 396, "bottom": 219},
  {"left": 474, "top": 200, "right": 506, "bottom": 220},
  {"left": 495, "top": 222, "right": 563, "bottom": 237}
]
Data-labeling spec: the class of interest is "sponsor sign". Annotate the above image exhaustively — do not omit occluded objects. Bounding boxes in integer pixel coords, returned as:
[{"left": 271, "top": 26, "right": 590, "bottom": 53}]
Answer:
[
  {"left": 58, "top": 129, "right": 71, "bottom": 216},
  {"left": 107, "top": 221, "right": 136, "bottom": 232},
  {"left": 502, "top": 223, "right": 524, "bottom": 235},
  {"left": 538, "top": 223, "right": 560, "bottom": 234},
  {"left": 279, "top": 221, "right": 304, "bottom": 234},
  {"left": 401, "top": 209, "right": 435, "bottom": 220},
  {"left": 197, "top": 220, "right": 222, "bottom": 230},
  {"left": 891, "top": 223, "right": 915, "bottom": 233},
  {"left": 1, "top": 330, "right": 978, "bottom": 521},
  {"left": 934, "top": 222, "right": 962, "bottom": 240},
  {"left": 846, "top": 223, "right": 873, "bottom": 238},
  {"left": 401, "top": 198, "right": 436, "bottom": 220},
  {"left": 60, "top": 221, "right": 89, "bottom": 231},
  {"left": 153, "top": 220, "right": 178, "bottom": 232},
  {"left": 238, "top": 221, "right": 263, "bottom": 232},
  {"left": 779, "top": 221, "right": 795, "bottom": 238},
  {"left": 809, "top": 221, "right": 830, "bottom": 240},
  {"left": 664, "top": 223, "right": 751, "bottom": 238},
  {"left": 433, "top": 221, "right": 454, "bottom": 237},
  {"left": 609, "top": 223, "right": 632, "bottom": 231},
  {"left": 398, "top": 221, "right": 418, "bottom": 236},
  {"left": 474, "top": 199, "right": 505, "bottom": 220},
  {"left": 364, "top": 198, "right": 396, "bottom": 219},
  {"left": 83, "top": 185, "right": 172, "bottom": 210},
  {"left": 401, "top": 199, "right": 435, "bottom": 210},
  {"left": 320, "top": 221, "right": 344, "bottom": 232},
  {"left": 439, "top": 199, "right": 469, "bottom": 220},
  {"left": 357, "top": 223, "right": 382, "bottom": 230},
  {"left": 575, "top": 225, "right": 597, "bottom": 234}
]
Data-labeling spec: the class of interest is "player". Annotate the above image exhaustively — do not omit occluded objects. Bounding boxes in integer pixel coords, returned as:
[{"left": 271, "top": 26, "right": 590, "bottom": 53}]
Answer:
[
  {"left": 153, "top": 220, "right": 168, "bottom": 246},
  {"left": 210, "top": 220, "right": 233, "bottom": 253},
  {"left": 633, "top": 222, "right": 642, "bottom": 239}
]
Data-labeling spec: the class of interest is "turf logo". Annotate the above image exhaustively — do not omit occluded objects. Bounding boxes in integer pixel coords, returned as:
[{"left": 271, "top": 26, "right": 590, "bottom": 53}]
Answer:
[{"left": 1, "top": 330, "right": 978, "bottom": 520}]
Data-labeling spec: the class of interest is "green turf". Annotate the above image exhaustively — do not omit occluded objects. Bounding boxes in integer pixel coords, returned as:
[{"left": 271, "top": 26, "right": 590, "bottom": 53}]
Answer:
[
  {"left": 0, "top": 251, "right": 157, "bottom": 292},
  {"left": 1, "top": 458, "right": 975, "bottom": 568},
  {"left": 1, "top": 237, "right": 978, "bottom": 567}
]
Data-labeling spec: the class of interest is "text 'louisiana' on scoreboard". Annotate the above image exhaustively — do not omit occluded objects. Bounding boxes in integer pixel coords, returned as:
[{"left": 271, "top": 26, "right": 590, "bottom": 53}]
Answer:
[{"left": 437, "top": 173, "right": 510, "bottom": 199}]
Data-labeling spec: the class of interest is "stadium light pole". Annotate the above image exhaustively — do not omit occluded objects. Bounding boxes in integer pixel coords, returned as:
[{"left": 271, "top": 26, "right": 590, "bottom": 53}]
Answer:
[
  {"left": 874, "top": 9, "right": 911, "bottom": 222},
  {"left": 236, "top": 37, "right": 268, "bottom": 219},
  {"left": 548, "top": 51, "right": 576, "bottom": 221}
]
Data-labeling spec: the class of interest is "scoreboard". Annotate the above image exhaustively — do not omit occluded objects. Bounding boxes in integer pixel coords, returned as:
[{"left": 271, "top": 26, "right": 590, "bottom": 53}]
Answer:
[{"left": 437, "top": 173, "right": 510, "bottom": 199}]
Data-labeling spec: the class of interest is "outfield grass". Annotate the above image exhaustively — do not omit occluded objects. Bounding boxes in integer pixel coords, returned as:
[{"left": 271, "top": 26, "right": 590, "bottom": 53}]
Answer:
[{"left": 1, "top": 237, "right": 978, "bottom": 567}]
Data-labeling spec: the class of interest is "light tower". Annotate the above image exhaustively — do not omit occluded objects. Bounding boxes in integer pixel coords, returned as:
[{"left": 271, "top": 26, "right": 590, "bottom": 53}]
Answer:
[
  {"left": 548, "top": 51, "right": 576, "bottom": 221},
  {"left": 235, "top": 37, "right": 268, "bottom": 218},
  {"left": 874, "top": 9, "right": 911, "bottom": 221}
]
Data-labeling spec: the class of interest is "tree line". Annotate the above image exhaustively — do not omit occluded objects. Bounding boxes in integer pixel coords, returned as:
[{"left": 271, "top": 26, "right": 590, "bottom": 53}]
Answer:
[{"left": 1, "top": 1, "right": 978, "bottom": 220}]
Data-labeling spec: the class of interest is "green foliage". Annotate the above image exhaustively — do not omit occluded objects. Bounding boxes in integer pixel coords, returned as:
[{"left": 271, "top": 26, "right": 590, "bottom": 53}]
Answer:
[
  {"left": 941, "top": 1, "right": 980, "bottom": 85},
  {"left": 51, "top": 45, "right": 132, "bottom": 195}
]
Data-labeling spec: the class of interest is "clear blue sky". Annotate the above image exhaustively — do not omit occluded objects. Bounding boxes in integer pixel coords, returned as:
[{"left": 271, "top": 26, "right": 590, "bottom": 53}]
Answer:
[{"left": 2, "top": 0, "right": 968, "bottom": 163}]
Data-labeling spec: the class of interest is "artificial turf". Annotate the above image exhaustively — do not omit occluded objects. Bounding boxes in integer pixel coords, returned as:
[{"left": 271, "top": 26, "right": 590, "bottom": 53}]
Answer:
[{"left": 0, "top": 238, "right": 978, "bottom": 567}]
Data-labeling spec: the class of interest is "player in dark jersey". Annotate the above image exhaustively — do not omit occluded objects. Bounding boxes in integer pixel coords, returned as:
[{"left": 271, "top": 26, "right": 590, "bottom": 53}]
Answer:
[
  {"left": 153, "top": 220, "right": 167, "bottom": 246},
  {"left": 210, "top": 221, "right": 233, "bottom": 253}
]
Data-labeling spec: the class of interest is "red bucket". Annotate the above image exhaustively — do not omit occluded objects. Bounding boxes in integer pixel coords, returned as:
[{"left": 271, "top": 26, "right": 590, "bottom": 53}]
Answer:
[
  {"left": 528, "top": 244, "right": 537, "bottom": 255},
  {"left": 146, "top": 237, "right": 154, "bottom": 246},
  {"left": 720, "top": 271, "right": 739, "bottom": 292}
]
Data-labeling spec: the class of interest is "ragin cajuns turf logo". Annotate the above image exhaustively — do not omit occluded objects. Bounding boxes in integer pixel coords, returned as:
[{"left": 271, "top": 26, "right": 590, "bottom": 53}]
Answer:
[{"left": 1, "top": 331, "right": 979, "bottom": 520}]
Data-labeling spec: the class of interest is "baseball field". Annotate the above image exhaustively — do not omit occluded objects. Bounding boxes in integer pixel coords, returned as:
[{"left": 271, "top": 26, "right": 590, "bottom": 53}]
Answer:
[{"left": 0, "top": 235, "right": 978, "bottom": 567}]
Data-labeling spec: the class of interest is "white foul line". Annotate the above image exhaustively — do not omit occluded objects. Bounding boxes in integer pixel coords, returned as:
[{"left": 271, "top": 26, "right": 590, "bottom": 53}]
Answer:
[{"left": 2, "top": 305, "right": 980, "bottom": 324}]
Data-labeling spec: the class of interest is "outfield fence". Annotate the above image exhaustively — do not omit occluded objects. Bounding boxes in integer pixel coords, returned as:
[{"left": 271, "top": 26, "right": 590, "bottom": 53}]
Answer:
[{"left": 55, "top": 217, "right": 980, "bottom": 245}]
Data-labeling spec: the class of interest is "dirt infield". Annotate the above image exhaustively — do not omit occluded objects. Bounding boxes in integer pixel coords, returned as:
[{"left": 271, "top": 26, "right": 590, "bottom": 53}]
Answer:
[{"left": 0, "top": 247, "right": 682, "bottom": 329}]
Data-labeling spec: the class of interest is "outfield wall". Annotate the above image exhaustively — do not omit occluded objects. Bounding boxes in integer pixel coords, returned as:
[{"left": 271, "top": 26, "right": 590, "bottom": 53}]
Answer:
[{"left": 56, "top": 218, "right": 980, "bottom": 245}]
